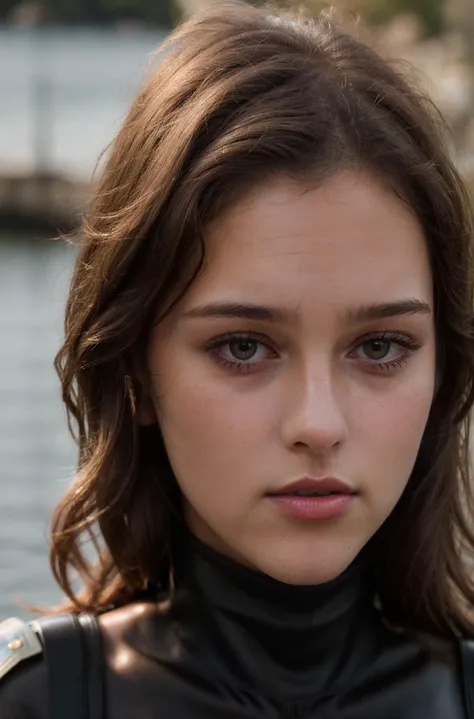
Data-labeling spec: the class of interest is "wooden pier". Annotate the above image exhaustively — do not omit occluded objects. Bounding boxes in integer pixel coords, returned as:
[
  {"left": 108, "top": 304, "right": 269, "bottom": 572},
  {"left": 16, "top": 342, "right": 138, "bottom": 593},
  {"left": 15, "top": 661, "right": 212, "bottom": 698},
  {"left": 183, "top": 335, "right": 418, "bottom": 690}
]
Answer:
[{"left": 0, "top": 171, "right": 91, "bottom": 234}]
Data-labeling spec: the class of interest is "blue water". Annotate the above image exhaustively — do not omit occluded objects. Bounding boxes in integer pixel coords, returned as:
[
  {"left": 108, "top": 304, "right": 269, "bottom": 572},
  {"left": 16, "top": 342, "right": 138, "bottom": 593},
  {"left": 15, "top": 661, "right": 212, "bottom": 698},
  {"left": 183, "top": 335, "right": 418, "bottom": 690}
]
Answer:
[
  {"left": 0, "top": 235, "right": 77, "bottom": 617},
  {"left": 0, "top": 27, "right": 166, "bottom": 619},
  {"left": 0, "top": 26, "right": 166, "bottom": 178}
]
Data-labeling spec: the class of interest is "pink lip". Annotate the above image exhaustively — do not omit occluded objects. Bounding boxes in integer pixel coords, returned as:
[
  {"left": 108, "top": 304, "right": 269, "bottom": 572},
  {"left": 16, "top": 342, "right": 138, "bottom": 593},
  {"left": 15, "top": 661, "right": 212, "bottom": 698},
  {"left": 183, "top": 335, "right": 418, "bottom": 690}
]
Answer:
[{"left": 267, "top": 477, "right": 356, "bottom": 521}]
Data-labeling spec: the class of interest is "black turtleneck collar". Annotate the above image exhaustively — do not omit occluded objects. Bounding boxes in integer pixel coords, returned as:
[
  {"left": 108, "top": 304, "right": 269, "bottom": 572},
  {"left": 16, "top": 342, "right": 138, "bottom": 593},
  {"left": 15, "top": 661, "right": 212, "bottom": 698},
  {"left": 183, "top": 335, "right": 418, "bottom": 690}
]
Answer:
[{"left": 169, "top": 529, "right": 381, "bottom": 698}]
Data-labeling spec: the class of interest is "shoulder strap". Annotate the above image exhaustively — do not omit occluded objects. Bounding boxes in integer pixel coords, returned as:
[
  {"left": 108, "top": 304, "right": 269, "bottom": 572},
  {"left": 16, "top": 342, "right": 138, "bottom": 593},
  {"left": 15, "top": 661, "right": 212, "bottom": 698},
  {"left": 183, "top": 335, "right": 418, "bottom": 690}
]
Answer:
[
  {"left": 78, "top": 614, "right": 104, "bottom": 719},
  {"left": 460, "top": 639, "right": 474, "bottom": 719},
  {"left": 0, "top": 617, "right": 43, "bottom": 680},
  {"left": 34, "top": 613, "right": 103, "bottom": 719}
]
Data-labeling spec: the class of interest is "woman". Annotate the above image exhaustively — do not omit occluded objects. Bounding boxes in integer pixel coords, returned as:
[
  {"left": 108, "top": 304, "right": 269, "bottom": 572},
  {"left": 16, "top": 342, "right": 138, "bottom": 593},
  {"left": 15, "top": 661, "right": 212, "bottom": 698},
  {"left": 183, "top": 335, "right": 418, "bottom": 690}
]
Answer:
[{"left": 1, "top": 1, "right": 474, "bottom": 717}]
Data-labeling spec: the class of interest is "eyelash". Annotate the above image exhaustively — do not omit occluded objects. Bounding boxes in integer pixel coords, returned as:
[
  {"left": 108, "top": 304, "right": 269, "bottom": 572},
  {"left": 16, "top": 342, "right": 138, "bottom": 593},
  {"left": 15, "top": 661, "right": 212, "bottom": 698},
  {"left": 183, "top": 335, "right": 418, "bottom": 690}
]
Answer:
[{"left": 204, "top": 331, "right": 423, "bottom": 374}]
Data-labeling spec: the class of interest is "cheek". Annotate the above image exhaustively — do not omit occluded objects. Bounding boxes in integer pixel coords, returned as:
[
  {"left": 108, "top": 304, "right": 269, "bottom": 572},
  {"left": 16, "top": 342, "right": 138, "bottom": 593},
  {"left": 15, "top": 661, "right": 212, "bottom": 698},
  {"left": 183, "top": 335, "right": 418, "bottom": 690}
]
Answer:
[
  {"left": 354, "top": 374, "right": 435, "bottom": 505},
  {"left": 153, "top": 362, "right": 268, "bottom": 494}
]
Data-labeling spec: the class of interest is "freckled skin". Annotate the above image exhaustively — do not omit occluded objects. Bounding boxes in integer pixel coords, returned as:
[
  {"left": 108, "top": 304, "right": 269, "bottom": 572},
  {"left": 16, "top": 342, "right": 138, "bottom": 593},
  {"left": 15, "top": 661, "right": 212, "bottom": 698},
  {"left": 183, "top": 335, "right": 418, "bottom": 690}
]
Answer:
[{"left": 142, "top": 171, "right": 436, "bottom": 586}]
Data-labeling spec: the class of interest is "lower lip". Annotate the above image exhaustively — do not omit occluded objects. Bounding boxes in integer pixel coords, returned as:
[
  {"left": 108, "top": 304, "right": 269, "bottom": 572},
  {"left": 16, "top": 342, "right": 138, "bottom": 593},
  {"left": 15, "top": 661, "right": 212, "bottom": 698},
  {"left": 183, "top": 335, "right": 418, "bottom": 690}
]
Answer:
[{"left": 268, "top": 493, "right": 354, "bottom": 520}]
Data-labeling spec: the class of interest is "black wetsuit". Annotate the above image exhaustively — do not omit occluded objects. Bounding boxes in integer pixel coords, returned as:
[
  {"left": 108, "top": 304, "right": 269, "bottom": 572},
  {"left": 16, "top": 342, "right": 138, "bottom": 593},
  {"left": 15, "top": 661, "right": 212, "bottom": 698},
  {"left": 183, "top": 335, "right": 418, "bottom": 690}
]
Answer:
[{"left": 0, "top": 532, "right": 468, "bottom": 718}]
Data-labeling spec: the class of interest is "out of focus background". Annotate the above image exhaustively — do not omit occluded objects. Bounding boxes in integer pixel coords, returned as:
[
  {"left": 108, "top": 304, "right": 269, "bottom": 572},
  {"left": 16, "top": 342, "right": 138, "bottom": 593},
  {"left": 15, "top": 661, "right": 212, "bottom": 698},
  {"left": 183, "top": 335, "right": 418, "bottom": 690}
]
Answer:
[{"left": 0, "top": 0, "right": 473, "bottom": 619}]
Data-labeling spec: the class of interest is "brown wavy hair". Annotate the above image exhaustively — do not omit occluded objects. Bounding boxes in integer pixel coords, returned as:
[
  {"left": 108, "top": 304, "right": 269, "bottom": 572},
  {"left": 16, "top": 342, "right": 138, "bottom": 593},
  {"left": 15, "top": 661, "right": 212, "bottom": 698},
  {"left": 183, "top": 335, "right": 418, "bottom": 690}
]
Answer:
[{"left": 49, "top": 1, "right": 474, "bottom": 636}]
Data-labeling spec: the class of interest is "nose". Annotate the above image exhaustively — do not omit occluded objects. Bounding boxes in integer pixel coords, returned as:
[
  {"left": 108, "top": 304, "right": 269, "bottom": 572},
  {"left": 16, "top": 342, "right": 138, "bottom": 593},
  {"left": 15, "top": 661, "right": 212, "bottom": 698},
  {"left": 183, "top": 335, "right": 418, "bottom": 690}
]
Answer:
[{"left": 280, "top": 364, "right": 349, "bottom": 455}]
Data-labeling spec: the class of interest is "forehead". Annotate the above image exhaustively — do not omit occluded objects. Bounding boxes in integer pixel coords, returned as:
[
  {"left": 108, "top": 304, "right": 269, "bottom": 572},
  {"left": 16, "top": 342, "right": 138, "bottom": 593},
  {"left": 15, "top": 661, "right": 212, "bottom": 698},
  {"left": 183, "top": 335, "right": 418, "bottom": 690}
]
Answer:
[{"left": 184, "top": 171, "right": 432, "bottom": 311}]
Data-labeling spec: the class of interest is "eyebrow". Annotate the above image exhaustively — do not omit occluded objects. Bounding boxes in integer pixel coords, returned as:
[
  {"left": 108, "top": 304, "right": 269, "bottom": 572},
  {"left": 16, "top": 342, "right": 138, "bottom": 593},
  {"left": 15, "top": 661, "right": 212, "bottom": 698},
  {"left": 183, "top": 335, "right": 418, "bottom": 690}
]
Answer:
[
  {"left": 344, "top": 299, "right": 432, "bottom": 323},
  {"left": 181, "top": 298, "right": 432, "bottom": 324},
  {"left": 182, "top": 302, "right": 293, "bottom": 323}
]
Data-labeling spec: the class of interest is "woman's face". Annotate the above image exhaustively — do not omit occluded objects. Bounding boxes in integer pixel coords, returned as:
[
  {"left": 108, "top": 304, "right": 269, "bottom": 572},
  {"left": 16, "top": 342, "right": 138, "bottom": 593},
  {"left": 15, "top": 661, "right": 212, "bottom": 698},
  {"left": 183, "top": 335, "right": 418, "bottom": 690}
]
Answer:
[{"left": 143, "top": 170, "right": 436, "bottom": 585}]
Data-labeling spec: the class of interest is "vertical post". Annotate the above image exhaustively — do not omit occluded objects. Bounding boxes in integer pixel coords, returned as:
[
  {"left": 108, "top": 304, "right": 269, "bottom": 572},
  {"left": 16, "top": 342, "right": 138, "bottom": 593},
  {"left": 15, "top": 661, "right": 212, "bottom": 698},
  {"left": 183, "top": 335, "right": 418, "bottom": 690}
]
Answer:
[{"left": 31, "top": 27, "right": 53, "bottom": 175}]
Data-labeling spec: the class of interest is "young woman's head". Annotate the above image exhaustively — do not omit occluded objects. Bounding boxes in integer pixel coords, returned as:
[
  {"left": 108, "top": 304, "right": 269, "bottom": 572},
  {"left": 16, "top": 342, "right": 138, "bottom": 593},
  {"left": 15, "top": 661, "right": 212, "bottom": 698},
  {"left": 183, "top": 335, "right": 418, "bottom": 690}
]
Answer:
[{"left": 53, "top": 1, "right": 474, "bottom": 635}]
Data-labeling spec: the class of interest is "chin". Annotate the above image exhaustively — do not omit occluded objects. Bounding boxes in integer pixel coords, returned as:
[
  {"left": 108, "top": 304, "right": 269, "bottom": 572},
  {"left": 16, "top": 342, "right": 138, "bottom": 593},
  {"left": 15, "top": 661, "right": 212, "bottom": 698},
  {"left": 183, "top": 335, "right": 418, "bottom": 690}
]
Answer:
[{"left": 254, "top": 545, "right": 360, "bottom": 586}]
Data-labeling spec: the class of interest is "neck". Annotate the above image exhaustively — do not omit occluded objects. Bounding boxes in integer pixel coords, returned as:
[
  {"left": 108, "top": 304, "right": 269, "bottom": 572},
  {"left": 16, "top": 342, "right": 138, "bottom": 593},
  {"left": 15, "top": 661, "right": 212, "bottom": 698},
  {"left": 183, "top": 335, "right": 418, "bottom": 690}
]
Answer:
[{"left": 171, "top": 529, "right": 380, "bottom": 696}]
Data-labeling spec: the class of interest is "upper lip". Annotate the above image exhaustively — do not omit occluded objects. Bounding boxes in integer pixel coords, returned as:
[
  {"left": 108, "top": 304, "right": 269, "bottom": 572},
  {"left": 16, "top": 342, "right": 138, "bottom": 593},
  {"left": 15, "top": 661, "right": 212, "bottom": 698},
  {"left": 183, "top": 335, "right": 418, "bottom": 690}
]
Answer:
[{"left": 269, "top": 477, "right": 355, "bottom": 495}]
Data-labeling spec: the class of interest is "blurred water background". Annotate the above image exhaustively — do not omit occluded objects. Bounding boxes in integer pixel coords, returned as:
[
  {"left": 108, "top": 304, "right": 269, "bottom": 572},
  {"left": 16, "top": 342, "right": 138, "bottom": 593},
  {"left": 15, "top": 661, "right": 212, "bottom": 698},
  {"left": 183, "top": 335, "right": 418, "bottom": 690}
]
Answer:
[
  {"left": 0, "top": 28, "right": 165, "bottom": 178},
  {"left": 0, "top": 0, "right": 473, "bottom": 620},
  {"left": 0, "top": 27, "right": 165, "bottom": 618}
]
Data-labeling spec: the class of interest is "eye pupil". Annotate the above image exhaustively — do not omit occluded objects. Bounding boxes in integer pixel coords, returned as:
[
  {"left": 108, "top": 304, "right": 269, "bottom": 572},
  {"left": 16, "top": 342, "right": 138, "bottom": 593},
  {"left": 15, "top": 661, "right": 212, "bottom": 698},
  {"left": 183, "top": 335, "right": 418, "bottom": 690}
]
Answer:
[
  {"left": 230, "top": 339, "right": 257, "bottom": 360},
  {"left": 365, "top": 339, "right": 390, "bottom": 360}
]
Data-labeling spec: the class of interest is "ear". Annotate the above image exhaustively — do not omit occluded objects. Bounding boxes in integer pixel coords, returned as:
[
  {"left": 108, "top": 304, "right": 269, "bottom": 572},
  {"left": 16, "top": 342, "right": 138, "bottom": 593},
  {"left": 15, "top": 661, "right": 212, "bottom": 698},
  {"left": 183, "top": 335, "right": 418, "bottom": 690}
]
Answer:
[{"left": 130, "top": 362, "right": 159, "bottom": 426}]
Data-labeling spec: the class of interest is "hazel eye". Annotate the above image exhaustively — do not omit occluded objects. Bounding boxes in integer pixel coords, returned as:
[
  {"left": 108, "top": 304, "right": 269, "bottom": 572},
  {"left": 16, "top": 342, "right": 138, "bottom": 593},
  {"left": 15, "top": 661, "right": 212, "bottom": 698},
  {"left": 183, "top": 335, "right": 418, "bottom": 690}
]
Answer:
[
  {"left": 204, "top": 332, "right": 278, "bottom": 372},
  {"left": 228, "top": 339, "right": 259, "bottom": 361},
  {"left": 350, "top": 331, "right": 423, "bottom": 372},
  {"left": 361, "top": 339, "right": 391, "bottom": 361}
]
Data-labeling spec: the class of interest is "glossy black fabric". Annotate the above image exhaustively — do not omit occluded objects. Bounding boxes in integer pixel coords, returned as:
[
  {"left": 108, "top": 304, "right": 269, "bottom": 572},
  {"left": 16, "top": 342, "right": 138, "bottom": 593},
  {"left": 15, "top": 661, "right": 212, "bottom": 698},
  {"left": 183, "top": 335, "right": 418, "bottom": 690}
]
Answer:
[{"left": 0, "top": 531, "right": 469, "bottom": 718}]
